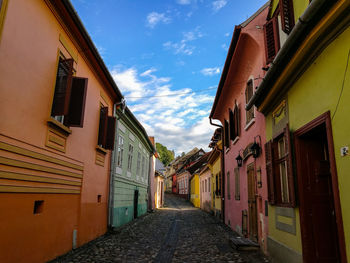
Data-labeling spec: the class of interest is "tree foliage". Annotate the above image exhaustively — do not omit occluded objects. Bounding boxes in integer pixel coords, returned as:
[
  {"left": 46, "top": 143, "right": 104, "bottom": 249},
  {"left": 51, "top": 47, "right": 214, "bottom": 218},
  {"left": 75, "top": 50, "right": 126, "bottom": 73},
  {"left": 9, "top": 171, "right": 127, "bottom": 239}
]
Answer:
[{"left": 156, "top": 142, "right": 174, "bottom": 166}]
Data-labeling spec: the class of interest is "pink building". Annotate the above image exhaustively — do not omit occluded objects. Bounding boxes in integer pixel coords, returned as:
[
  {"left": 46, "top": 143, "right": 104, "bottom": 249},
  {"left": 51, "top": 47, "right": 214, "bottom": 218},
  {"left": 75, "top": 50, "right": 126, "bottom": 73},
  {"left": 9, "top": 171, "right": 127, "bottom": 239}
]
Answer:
[
  {"left": 209, "top": 3, "right": 269, "bottom": 252},
  {"left": 199, "top": 165, "right": 212, "bottom": 213}
]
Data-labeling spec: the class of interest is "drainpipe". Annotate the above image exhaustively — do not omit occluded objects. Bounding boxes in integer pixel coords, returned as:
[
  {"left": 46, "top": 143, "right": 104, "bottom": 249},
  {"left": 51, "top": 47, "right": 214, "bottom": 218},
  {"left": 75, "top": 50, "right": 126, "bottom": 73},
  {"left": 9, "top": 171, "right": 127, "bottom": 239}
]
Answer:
[
  {"left": 209, "top": 117, "right": 225, "bottom": 223},
  {"left": 246, "top": 0, "right": 332, "bottom": 111}
]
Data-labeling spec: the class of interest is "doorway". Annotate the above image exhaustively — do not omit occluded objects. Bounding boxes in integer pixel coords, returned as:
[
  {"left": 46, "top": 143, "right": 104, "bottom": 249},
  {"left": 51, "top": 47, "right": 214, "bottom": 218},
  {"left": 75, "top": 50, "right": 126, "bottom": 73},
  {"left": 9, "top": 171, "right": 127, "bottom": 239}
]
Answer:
[
  {"left": 294, "top": 112, "right": 345, "bottom": 262},
  {"left": 247, "top": 163, "right": 258, "bottom": 242},
  {"left": 134, "top": 189, "right": 139, "bottom": 219}
]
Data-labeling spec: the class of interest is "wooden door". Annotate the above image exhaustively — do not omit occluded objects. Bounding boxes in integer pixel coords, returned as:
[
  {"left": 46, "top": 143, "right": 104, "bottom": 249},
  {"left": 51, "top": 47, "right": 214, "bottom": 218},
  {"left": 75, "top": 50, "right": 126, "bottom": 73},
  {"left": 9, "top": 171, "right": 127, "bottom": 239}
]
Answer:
[
  {"left": 247, "top": 164, "right": 258, "bottom": 241},
  {"left": 296, "top": 124, "right": 340, "bottom": 262},
  {"left": 134, "top": 189, "right": 139, "bottom": 219}
]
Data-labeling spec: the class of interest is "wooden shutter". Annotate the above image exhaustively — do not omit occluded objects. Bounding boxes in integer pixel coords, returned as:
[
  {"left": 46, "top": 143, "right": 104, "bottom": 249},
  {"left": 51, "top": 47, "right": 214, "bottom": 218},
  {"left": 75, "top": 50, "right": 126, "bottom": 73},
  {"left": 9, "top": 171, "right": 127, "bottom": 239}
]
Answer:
[
  {"left": 263, "top": 17, "right": 280, "bottom": 64},
  {"left": 98, "top": 107, "right": 108, "bottom": 147},
  {"left": 224, "top": 120, "right": 229, "bottom": 148},
  {"left": 105, "top": 116, "right": 116, "bottom": 150},
  {"left": 51, "top": 58, "right": 74, "bottom": 116},
  {"left": 229, "top": 109, "right": 234, "bottom": 141},
  {"left": 234, "top": 104, "right": 240, "bottom": 137},
  {"left": 245, "top": 81, "right": 254, "bottom": 123},
  {"left": 227, "top": 171, "right": 231, "bottom": 200},
  {"left": 66, "top": 77, "right": 88, "bottom": 127},
  {"left": 265, "top": 140, "right": 276, "bottom": 204},
  {"left": 280, "top": 0, "right": 295, "bottom": 34},
  {"left": 284, "top": 124, "right": 296, "bottom": 207}
]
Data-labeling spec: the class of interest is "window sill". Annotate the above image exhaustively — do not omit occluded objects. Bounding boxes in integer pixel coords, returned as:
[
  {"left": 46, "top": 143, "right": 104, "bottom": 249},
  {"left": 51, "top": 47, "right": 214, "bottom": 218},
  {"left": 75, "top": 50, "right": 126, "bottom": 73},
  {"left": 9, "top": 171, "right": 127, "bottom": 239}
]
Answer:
[
  {"left": 232, "top": 137, "right": 239, "bottom": 145},
  {"left": 96, "top": 145, "right": 108, "bottom": 155},
  {"left": 244, "top": 118, "right": 255, "bottom": 131},
  {"left": 47, "top": 117, "right": 72, "bottom": 136}
]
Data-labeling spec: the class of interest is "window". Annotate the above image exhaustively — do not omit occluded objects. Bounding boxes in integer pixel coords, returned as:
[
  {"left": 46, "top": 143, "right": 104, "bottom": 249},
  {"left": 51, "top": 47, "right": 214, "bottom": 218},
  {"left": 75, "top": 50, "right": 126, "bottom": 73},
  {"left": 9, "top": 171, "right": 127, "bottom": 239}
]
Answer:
[
  {"left": 265, "top": 124, "right": 295, "bottom": 207},
  {"left": 97, "top": 107, "right": 116, "bottom": 150},
  {"left": 263, "top": 17, "right": 280, "bottom": 64},
  {"left": 127, "top": 144, "right": 134, "bottom": 172},
  {"left": 33, "top": 200, "right": 44, "bottom": 214},
  {"left": 215, "top": 173, "right": 221, "bottom": 196},
  {"left": 205, "top": 179, "right": 207, "bottom": 192},
  {"left": 229, "top": 104, "right": 240, "bottom": 141},
  {"left": 245, "top": 79, "right": 255, "bottom": 124},
  {"left": 137, "top": 152, "right": 141, "bottom": 176},
  {"left": 234, "top": 168, "right": 240, "bottom": 200},
  {"left": 51, "top": 57, "right": 88, "bottom": 127},
  {"left": 116, "top": 136, "right": 124, "bottom": 167},
  {"left": 208, "top": 178, "right": 210, "bottom": 192},
  {"left": 227, "top": 171, "right": 231, "bottom": 200},
  {"left": 279, "top": 0, "right": 295, "bottom": 34}
]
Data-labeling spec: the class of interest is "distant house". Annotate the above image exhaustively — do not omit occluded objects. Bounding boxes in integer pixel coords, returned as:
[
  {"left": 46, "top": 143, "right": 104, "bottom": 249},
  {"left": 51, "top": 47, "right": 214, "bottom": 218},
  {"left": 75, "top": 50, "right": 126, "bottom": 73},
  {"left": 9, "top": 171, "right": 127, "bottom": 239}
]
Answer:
[
  {"left": 207, "top": 129, "right": 223, "bottom": 219},
  {"left": 199, "top": 164, "right": 212, "bottom": 213},
  {"left": 154, "top": 159, "right": 165, "bottom": 208},
  {"left": 188, "top": 152, "right": 210, "bottom": 208},
  {"left": 109, "top": 107, "right": 155, "bottom": 228}
]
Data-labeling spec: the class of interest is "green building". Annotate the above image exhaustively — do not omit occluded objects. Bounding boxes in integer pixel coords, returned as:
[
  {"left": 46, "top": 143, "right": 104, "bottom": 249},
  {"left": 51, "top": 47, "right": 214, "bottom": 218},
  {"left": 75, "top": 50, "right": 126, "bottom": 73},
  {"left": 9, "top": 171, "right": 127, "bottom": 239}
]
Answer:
[{"left": 109, "top": 106, "right": 155, "bottom": 228}]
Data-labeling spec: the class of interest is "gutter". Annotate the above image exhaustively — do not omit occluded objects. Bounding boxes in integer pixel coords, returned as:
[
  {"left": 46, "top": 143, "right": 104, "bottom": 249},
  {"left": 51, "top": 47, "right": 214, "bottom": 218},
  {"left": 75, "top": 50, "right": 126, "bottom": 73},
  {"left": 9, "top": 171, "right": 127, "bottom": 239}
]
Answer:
[{"left": 246, "top": 0, "right": 335, "bottom": 111}]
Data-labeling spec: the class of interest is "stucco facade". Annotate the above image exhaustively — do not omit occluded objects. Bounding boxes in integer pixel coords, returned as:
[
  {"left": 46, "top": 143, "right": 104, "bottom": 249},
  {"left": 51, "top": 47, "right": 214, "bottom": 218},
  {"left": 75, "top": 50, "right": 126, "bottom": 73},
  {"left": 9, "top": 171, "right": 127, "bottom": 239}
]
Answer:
[
  {"left": 0, "top": 0, "right": 123, "bottom": 262},
  {"left": 110, "top": 108, "right": 154, "bottom": 228},
  {"left": 190, "top": 174, "right": 200, "bottom": 208},
  {"left": 199, "top": 166, "right": 212, "bottom": 213}
]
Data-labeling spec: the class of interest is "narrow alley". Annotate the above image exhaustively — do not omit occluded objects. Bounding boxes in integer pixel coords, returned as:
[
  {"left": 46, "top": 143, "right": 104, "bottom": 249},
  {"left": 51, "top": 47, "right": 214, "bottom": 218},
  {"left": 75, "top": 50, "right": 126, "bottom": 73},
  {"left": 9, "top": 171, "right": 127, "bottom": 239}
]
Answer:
[{"left": 51, "top": 194, "right": 269, "bottom": 263}]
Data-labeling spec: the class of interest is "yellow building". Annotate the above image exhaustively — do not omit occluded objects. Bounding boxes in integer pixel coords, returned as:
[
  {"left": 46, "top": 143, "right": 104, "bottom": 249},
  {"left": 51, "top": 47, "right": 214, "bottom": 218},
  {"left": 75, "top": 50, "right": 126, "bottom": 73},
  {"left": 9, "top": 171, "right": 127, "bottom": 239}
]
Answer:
[
  {"left": 190, "top": 174, "right": 200, "bottom": 208},
  {"left": 247, "top": 0, "right": 350, "bottom": 262},
  {"left": 207, "top": 129, "right": 222, "bottom": 219}
]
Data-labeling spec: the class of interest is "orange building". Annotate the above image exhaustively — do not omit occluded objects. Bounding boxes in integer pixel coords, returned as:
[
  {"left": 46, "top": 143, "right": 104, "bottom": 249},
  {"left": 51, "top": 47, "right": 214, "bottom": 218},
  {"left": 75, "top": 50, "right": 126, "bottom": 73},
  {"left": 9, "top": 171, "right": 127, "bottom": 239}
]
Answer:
[{"left": 0, "top": 0, "right": 123, "bottom": 262}]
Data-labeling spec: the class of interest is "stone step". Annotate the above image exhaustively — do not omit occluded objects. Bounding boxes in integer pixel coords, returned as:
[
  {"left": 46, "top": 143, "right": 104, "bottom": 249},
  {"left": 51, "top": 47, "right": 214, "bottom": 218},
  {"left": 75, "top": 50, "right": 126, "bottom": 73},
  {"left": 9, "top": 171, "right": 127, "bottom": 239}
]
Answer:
[{"left": 229, "top": 236, "right": 260, "bottom": 251}]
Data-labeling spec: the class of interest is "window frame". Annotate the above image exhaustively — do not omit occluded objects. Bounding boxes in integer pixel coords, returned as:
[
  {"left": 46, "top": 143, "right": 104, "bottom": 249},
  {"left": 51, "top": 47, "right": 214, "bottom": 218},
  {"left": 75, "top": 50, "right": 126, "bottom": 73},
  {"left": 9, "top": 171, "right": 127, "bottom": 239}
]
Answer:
[
  {"left": 127, "top": 144, "right": 134, "bottom": 172},
  {"left": 265, "top": 124, "right": 296, "bottom": 207},
  {"left": 116, "top": 135, "right": 124, "bottom": 167},
  {"left": 245, "top": 79, "right": 255, "bottom": 125}
]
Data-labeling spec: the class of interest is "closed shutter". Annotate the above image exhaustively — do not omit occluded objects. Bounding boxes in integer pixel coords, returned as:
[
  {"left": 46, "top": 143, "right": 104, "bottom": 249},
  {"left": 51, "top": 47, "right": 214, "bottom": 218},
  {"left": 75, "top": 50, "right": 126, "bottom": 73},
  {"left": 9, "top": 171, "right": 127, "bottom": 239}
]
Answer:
[
  {"left": 98, "top": 107, "right": 108, "bottom": 147},
  {"left": 265, "top": 140, "right": 276, "bottom": 204},
  {"left": 224, "top": 120, "right": 229, "bottom": 148},
  {"left": 66, "top": 77, "right": 88, "bottom": 127},
  {"left": 280, "top": 0, "right": 295, "bottom": 34},
  {"left": 234, "top": 104, "right": 240, "bottom": 137},
  {"left": 51, "top": 58, "right": 74, "bottom": 116},
  {"left": 229, "top": 109, "right": 234, "bottom": 141},
  {"left": 227, "top": 171, "right": 231, "bottom": 200},
  {"left": 105, "top": 116, "right": 116, "bottom": 150},
  {"left": 284, "top": 124, "right": 296, "bottom": 207},
  {"left": 263, "top": 17, "right": 280, "bottom": 64}
]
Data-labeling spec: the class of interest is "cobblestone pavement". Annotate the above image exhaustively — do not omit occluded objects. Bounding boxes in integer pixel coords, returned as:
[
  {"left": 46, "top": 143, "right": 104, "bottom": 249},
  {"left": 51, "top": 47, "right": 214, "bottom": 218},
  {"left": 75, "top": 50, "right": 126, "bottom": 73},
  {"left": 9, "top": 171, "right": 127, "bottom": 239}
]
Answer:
[{"left": 51, "top": 194, "right": 270, "bottom": 263}]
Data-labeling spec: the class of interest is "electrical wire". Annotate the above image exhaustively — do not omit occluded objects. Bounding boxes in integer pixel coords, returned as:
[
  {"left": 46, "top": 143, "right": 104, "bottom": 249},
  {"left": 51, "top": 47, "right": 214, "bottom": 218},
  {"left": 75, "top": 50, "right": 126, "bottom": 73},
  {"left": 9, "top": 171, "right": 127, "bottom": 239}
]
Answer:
[
  {"left": 332, "top": 48, "right": 350, "bottom": 120},
  {"left": 124, "top": 77, "right": 263, "bottom": 99}
]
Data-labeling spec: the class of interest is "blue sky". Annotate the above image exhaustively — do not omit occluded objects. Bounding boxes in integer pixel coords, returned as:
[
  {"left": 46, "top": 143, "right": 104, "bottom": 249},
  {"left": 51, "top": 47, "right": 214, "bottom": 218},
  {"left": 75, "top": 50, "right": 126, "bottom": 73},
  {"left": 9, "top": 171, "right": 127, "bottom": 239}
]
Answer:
[{"left": 71, "top": 0, "right": 267, "bottom": 155}]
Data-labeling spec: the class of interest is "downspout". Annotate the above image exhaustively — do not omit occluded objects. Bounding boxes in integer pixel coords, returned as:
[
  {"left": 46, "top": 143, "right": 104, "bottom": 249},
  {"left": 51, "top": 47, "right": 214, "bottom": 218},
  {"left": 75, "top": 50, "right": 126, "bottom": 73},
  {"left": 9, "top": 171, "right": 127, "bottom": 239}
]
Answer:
[
  {"left": 246, "top": 0, "right": 331, "bottom": 111},
  {"left": 209, "top": 117, "right": 225, "bottom": 222}
]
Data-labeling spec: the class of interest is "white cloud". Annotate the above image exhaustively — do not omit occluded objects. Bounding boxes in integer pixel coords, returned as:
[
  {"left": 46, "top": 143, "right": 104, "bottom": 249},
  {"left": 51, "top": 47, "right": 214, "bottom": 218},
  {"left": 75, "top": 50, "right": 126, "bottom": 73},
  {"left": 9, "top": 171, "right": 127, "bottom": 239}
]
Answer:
[
  {"left": 146, "top": 12, "right": 171, "bottom": 28},
  {"left": 176, "top": 0, "right": 192, "bottom": 4},
  {"left": 221, "top": 43, "right": 228, "bottom": 51},
  {"left": 201, "top": 67, "right": 220, "bottom": 76},
  {"left": 163, "top": 27, "right": 203, "bottom": 56},
  {"left": 225, "top": 32, "right": 230, "bottom": 37},
  {"left": 212, "top": 0, "right": 227, "bottom": 12},
  {"left": 111, "top": 66, "right": 215, "bottom": 155}
]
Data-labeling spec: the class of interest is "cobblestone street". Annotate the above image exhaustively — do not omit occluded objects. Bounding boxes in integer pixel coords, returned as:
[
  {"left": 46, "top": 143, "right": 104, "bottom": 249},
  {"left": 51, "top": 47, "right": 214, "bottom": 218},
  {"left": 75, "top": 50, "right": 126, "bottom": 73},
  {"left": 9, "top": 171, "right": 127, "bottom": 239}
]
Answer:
[{"left": 52, "top": 194, "right": 269, "bottom": 263}]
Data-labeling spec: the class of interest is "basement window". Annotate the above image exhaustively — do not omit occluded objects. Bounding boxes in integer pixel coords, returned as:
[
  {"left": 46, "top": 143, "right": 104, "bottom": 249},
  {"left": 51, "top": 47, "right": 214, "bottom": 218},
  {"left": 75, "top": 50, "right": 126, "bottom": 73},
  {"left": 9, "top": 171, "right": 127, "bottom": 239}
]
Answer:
[{"left": 33, "top": 200, "right": 44, "bottom": 214}]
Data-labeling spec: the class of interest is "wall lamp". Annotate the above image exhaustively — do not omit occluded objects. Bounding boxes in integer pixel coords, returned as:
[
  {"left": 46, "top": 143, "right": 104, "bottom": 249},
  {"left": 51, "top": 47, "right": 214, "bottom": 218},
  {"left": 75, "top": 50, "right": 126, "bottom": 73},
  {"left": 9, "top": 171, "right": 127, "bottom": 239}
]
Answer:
[
  {"left": 250, "top": 135, "right": 262, "bottom": 158},
  {"left": 235, "top": 149, "right": 244, "bottom": 167}
]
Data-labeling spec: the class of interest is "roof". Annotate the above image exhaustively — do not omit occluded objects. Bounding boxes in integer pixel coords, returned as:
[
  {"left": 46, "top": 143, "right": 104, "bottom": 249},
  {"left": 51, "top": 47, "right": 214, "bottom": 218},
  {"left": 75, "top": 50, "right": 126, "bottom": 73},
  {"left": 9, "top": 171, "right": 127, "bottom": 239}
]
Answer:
[
  {"left": 155, "top": 159, "right": 165, "bottom": 173},
  {"left": 209, "top": 1, "right": 269, "bottom": 119},
  {"left": 50, "top": 0, "right": 123, "bottom": 101}
]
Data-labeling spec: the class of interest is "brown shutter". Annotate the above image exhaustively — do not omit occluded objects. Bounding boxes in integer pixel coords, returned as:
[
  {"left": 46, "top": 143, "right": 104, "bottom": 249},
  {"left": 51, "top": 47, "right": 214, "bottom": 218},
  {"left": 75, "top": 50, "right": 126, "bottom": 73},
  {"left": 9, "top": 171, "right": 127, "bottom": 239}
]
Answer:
[
  {"left": 98, "top": 107, "right": 108, "bottom": 147},
  {"left": 280, "top": 0, "right": 295, "bottom": 34},
  {"left": 51, "top": 58, "right": 74, "bottom": 116},
  {"left": 229, "top": 109, "right": 234, "bottom": 141},
  {"left": 224, "top": 120, "right": 229, "bottom": 148},
  {"left": 105, "top": 116, "right": 116, "bottom": 150},
  {"left": 234, "top": 167, "right": 240, "bottom": 200},
  {"left": 284, "top": 124, "right": 296, "bottom": 207},
  {"left": 235, "top": 104, "right": 240, "bottom": 137},
  {"left": 263, "top": 17, "right": 280, "bottom": 64},
  {"left": 265, "top": 140, "right": 276, "bottom": 204},
  {"left": 66, "top": 77, "right": 88, "bottom": 127}
]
